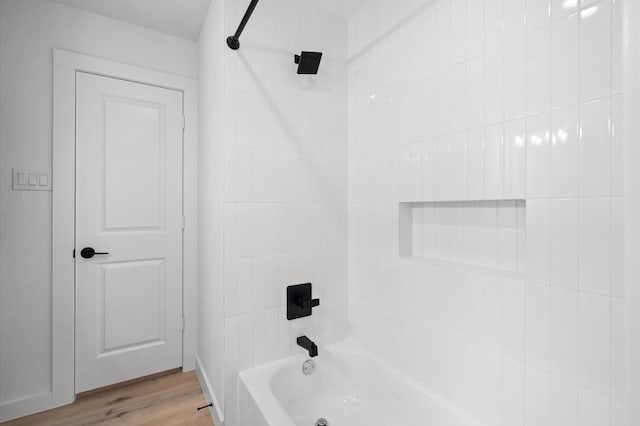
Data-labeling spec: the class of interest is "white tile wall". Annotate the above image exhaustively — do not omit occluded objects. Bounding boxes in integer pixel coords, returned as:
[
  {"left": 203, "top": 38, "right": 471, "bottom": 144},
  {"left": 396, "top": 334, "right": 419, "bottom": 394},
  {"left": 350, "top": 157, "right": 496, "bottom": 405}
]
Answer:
[
  {"left": 549, "top": 286, "right": 579, "bottom": 379},
  {"left": 550, "top": 198, "right": 578, "bottom": 289},
  {"left": 222, "top": 0, "right": 348, "bottom": 424},
  {"left": 550, "top": 106, "right": 579, "bottom": 196},
  {"left": 348, "top": 1, "right": 623, "bottom": 426},
  {"left": 551, "top": 14, "right": 579, "bottom": 109}
]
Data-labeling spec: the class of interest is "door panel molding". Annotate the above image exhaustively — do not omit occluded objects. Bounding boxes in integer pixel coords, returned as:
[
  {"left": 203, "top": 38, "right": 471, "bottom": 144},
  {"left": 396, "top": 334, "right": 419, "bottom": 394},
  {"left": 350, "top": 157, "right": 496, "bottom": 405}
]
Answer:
[{"left": 7, "top": 49, "right": 199, "bottom": 421}]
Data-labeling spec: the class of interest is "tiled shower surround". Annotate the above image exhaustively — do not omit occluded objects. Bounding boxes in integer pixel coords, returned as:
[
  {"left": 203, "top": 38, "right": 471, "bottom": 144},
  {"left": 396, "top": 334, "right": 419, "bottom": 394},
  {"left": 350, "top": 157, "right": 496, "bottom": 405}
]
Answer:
[
  {"left": 348, "top": 0, "right": 623, "bottom": 425},
  {"left": 221, "top": 0, "right": 348, "bottom": 424}
]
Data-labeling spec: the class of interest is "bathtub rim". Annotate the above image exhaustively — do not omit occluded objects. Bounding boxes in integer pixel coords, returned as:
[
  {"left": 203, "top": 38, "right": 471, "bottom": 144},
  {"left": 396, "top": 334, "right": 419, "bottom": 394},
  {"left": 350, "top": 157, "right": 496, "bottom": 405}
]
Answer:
[{"left": 239, "top": 338, "right": 484, "bottom": 426}]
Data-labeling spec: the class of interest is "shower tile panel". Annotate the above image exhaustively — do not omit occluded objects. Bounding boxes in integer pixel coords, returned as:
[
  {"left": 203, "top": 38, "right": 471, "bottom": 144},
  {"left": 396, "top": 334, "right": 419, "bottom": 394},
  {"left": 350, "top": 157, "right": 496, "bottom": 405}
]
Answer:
[{"left": 349, "top": 0, "right": 623, "bottom": 425}]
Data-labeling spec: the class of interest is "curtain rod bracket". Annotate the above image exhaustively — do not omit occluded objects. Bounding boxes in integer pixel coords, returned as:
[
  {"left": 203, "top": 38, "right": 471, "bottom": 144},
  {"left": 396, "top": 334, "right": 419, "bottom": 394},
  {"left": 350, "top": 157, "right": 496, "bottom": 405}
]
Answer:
[{"left": 226, "top": 0, "right": 259, "bottom": 50}]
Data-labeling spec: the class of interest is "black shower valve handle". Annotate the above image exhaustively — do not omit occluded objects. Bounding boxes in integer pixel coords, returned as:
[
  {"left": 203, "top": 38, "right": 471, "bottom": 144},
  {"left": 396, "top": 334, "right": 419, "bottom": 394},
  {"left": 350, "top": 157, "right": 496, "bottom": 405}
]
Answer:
[{"left": 297, "top": 297, "right": 320, "bottom": 310}]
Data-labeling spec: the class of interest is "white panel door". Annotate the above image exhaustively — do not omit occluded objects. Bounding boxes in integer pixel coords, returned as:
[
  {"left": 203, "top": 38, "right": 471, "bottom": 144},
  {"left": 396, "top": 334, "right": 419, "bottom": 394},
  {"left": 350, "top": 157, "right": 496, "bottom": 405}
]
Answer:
[{"left": 75, "top": 72, "right": 184, "bottom": 393}]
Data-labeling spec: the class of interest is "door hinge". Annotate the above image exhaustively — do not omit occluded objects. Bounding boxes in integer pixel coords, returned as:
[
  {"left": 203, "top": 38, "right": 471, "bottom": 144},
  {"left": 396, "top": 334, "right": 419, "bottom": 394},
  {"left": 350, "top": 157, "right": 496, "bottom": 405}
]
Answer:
[
  {"left": 182, "top": 216, "right": 186, "bottom": 230},
  {"left": 182, "top": 317, "right": 185, "bottom": 332},
  {"left": 182, "top": 115, "right": 186, "bottom": 130}
]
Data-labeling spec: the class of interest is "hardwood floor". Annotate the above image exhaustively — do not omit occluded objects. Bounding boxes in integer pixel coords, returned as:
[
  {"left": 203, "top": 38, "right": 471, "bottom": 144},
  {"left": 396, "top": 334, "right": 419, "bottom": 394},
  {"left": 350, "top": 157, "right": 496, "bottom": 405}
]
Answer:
[{"left": 2, "top": 370, "right": 214, "bottom": 426}]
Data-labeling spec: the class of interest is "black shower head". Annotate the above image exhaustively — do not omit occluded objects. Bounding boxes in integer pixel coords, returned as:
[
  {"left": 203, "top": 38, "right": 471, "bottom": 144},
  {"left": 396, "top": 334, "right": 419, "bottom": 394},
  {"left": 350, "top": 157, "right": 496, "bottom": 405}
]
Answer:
[{"left": 294, "top": 51, "right": 323, "bottom": 74}]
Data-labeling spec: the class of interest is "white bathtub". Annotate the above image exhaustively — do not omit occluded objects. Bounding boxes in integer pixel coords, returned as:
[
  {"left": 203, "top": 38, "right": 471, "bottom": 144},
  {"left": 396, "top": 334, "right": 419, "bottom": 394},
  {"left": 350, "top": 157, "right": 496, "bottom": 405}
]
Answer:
[{"left": 238, "top": 340, "right": 483, "bottom": 426}]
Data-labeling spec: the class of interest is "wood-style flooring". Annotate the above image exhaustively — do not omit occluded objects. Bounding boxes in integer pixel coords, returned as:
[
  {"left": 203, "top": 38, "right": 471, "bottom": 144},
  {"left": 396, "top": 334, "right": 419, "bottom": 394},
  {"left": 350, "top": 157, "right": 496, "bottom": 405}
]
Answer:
[{"left": 1, "top": 370, "right": 214, "bottom": 426}]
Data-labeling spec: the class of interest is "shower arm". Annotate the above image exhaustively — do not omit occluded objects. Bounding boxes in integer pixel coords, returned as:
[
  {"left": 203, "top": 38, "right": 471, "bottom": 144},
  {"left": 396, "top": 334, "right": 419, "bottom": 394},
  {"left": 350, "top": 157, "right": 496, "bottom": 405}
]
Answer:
[{"left": 226, "top": 0, "right": 259, "bottom": 50}]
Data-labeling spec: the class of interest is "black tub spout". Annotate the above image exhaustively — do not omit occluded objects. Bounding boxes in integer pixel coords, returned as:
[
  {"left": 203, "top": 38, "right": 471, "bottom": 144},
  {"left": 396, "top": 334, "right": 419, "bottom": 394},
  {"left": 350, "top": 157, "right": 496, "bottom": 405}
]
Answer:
[{"left": 297, "top": 335, "right": 318, "bottom": 358}]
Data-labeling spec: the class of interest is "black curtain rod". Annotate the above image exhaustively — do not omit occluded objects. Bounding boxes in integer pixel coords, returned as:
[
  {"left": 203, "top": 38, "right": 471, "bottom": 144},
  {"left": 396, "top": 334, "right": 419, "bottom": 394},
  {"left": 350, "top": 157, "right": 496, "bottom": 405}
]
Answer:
[{"left": 226, "top": 0, "right": 260, "bottom": 50}]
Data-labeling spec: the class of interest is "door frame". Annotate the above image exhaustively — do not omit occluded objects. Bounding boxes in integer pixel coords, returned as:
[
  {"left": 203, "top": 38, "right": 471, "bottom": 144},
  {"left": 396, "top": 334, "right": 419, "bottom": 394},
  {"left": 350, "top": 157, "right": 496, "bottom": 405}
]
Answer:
[{"left": 51, "top": 48, "right": 198, "bottom": 408}]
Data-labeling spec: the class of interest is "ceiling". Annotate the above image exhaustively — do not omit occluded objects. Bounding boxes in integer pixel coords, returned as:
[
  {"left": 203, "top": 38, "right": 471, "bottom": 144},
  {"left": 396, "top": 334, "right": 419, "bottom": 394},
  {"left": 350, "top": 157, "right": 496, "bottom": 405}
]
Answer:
[
  {"left": 50, "top": 0, "right": 369, "bottom": 41},
  {"left": 50, "top": 0, "right": 212, "bottom": 41}
]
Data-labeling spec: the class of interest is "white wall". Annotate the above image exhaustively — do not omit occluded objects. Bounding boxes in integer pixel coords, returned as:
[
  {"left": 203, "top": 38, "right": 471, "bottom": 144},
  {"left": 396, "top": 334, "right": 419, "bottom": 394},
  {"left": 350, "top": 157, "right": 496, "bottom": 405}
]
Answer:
[
  {"left": 348, "top": 0, "right": 624, "bottom": 425},
  {"left": 219, "top": 0, "right": 348, "bottom": 424},
  {"left": 0, "top": 0, "right": 197, "bottom": 417},
  {"left": 196, "top": 0, "right": 226, "bottom": 422},
  {"left": 623, "top": 0, "right": 640, "bottom": 424}
]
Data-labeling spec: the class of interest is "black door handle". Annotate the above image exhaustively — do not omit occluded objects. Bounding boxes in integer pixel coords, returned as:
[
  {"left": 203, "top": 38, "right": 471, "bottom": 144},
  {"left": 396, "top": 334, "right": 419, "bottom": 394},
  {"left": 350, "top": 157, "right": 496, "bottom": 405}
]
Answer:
[{"left": 80, "top": 247, "right": 109, "bottom": 259}]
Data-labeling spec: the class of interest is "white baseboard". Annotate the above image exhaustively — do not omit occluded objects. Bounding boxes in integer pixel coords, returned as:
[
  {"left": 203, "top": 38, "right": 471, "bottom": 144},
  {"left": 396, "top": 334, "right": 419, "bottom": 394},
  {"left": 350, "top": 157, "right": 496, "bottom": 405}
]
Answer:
[
  {"left": 0, "top": 391, "right": 71, "bottom": 422},
  {"left": 195, "top": 355, "right": 224, "bottom": 425}
]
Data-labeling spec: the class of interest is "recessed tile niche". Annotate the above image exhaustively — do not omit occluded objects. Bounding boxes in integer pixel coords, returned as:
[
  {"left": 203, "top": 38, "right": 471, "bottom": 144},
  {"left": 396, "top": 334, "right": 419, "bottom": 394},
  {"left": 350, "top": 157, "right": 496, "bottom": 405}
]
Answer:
[{"left": 399, "top": 200, "right": 526, "bottom": 274}]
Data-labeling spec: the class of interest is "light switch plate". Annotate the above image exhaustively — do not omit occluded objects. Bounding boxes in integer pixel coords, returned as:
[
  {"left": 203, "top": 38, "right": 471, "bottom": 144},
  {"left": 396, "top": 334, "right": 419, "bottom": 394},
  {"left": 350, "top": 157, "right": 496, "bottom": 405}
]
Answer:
[{"left": 12, "top": 168, "right": 52, "bottom": 191}]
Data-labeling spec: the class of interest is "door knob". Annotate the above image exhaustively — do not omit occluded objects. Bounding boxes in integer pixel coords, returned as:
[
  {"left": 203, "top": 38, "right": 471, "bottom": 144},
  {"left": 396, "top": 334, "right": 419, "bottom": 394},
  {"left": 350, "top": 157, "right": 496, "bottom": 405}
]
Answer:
[{"left": 80, "top": 247, "right": 109, "bottom": 259}]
